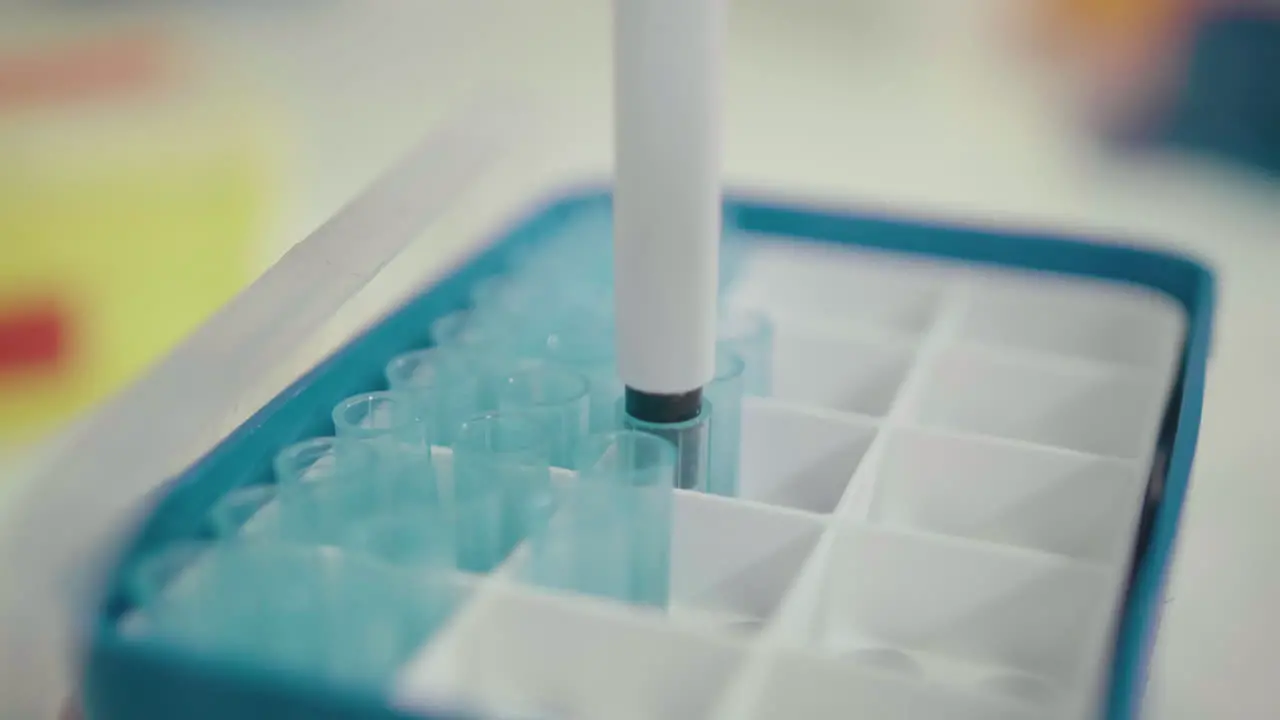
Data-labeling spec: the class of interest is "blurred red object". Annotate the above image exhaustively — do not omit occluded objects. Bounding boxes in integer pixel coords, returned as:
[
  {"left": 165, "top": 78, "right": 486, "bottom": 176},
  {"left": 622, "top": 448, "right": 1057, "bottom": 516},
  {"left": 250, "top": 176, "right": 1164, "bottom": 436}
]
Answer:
[
  {"left": 0, "top": 29, "right": 171, "bottom": 110},
  {"left": 0, "top": 298, "right": 68, "bottom": 377}
]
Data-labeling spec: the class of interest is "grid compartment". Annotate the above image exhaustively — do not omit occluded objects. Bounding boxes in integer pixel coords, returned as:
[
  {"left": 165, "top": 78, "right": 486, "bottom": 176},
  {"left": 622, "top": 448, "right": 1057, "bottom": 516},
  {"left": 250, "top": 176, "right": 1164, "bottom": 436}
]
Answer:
[
  {"left": 728, "top": 238, "right": 949, "bottom": 335},
  {"left": 491, "top": 489, "right": 827, "bottom": 634},
  {"left": 868, "top": 428, "right": 1145, "bottom": 563},
  {"left": 910, "top": 347, "right": 1168, "bottom": 458},
  {"left": 960, "top": 274, "right": 1186, "bottom": 369},
  {"left": 737, "top": 400, "right": 875, "bottom": 514},
  {"left": 769, "top": 323, "right": 916, "bottom": 416},
  {"left": 669, "top": 492, "right": 825, "bottom": 633},
  {"left": 741, "top": 649, "right": 1037, "bottom": 720},
  {"left": 791, "top": 526, "right": 1115, "bottom": 690},
  {"left": 395, "top": 584, "right": 749, "bottom": 720}
]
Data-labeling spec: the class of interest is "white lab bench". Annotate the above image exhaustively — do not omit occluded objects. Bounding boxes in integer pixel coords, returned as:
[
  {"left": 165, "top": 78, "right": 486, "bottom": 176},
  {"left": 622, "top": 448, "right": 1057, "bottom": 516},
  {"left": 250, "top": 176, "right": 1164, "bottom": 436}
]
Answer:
[{"left": 2, "top": 1, "right": 1278, "bottom": 718}]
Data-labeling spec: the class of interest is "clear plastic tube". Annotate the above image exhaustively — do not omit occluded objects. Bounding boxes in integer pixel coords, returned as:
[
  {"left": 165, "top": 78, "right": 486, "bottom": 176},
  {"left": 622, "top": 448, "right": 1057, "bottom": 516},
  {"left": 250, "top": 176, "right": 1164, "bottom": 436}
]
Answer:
[
  {"left": 718, "top": 225, "right": 750, "bottom": 292},
  {"left": 621, "top": 411, "right": 709, "bottom": 493},
  {"left": 385, "top": 348, "right": 485, "bottom": 447},
  {"left": 428, "top": 309, "right": 545, "bottom": 411},
  {"left": 525, "top": 481, "right": 631, "bottom": 603},
  {"left": 432, "top": 307, "right": 541, "bottom": 359},
  {"left": 453, "top": 412, "right": 553, "bottom": 565},
  {"left": 469, "top": 275, "right": 566, "bottom": 337},
  {"left": 127, "top": 540, "right": 216, "bottom": 615},
  {"left": 706, "top": 351, "right": 745, "bottom": 497},
  {"left": 274, "top": 436, "right": 430, "bottom": 546},
  {"left": 496, "top": 365, "right": 590, "bottom": 468},
  {"left": 273, "top": 437, "right": 378, "bottom": 487},
  {"left": 718, "top": 308, "right": 774, "bottom": 396},
  {"left": 542, "top": 317, "right": 624, "bottom": 433},
  {"left": 343, "top": 507, "right": 456, "bottom": 572},
  {"left": 126, "top": 541, "right": 226, "bottom": 651},
  {"left": 574, "top": 430, "right": 677, "bottom": 607},
  {"left": 332, "top": 391, "right": 437, "bottom": 504},
  {"left": 207, "top": 485, "right": 281, "bottom": 539},
  {"left": 276, "top": 477, "right": 380, "bottom": 546},
  {"left": 128, "top": 541, "right": 454, "bottom": 686},
  {"left": 428, "top": 309, "right": 481, "bottom": 349}
]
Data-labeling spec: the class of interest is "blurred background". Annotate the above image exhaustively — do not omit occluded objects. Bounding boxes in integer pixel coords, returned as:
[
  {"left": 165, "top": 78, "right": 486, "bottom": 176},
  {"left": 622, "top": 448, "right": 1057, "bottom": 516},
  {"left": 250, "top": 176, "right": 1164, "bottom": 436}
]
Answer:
[{"left": 1, "top": 0, "right": 1279, "bottom": 718}]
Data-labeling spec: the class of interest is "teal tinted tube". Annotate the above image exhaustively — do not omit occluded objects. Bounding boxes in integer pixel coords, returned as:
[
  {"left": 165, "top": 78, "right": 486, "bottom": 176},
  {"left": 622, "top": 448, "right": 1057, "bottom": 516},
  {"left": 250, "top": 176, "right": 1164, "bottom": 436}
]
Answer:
[
  {"left": 130, "top": 541, "right": 452, "bottom": 686},
  {"left": 542, "top": 317, "right": 624, "bottom": 433},
  {"left": 705, "top": 351, "right": 746, "bottom": 497},
  {"left": 575, "top": 430, "right": 677, "bottom": 608},
  {"left": 343, "top": 506, "right": 456, "bottom": 574},
  {"left": 525, "top": 480, "right": 631, "bottom": 602},
  {"left": 332, "top": 391, "right": 437, "bottom": 505},
  {"left": 496, "top": 365, "right": 590, "bottom": 469},
  {"left": 273, "top": 436, "right": 377, "bottom": 487},
  {"left": 453, "top": 411, "right": 553, "bottom": 563},
  {"left": 207, "top": 485, "right": 281, "bottom": 539},
  {"left": 718, "top": 309, "right": 774, "bottom": 396},
  {"left": 385, "top": 348, "right": 484, "bottom": 447}
]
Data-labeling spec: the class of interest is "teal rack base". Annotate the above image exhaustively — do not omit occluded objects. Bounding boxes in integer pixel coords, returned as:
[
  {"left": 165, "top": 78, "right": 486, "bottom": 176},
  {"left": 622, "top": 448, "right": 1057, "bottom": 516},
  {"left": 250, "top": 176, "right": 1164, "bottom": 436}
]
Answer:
[{"left": 83, "top": 187, "right": 1214, "bottom": 720}]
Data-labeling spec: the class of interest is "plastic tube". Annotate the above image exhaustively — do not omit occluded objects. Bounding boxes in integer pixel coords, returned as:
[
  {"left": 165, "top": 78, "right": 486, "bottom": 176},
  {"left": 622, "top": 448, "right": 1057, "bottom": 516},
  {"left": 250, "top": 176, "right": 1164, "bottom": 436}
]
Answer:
[
  {"left": 343, "top": 507, "right": 456, "bottom": 573},
  {"left": 705, "top": 350, "right": 745, "bottom": 497},
  {"left": 385, "top": 348, "right": 484, "bottom": 447},
  {"left": 718, "top": 308, "right": 774, "bottom": 396},
  {"left": 332, "top": 391, "right": 437, "bottom": 504},
  {"left": 496, "top": 365, "right": 591, "bottom": 468},
  {"left": 207, "top": 485, "right": 280, "bottom": 539},
  {"left": 542, "top": 317, "right": 624, "bottom": 433},
  {"left": 128, "top": 542, "right": 452, "bottom": 685},
  {"left": 273, "top": 437, "right": 377, "bottom": 487},
  {"left": 575, "top": 430, "right": 677, "bottom": 607},
  {"left": 525, "top": 481, "right": 632, "bottom": 602},
  {"left": 453, "top": 411, "right": 554, "bottom": 567}
]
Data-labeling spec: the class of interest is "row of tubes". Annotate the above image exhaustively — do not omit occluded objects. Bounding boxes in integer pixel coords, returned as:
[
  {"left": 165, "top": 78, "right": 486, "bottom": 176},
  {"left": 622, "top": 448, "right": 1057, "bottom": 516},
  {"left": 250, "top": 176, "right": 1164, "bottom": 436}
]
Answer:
[{"left": 125, "top": 223, "right": 773, "bottom": 687}]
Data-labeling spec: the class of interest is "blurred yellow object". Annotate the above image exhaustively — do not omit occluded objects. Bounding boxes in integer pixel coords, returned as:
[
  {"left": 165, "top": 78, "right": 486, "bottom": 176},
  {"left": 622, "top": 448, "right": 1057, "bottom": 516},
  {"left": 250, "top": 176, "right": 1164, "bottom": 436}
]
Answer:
[
  {"left": 1026, "top": 0, "right": 1195, "bottom": 129},
  {"left": 1031, "top": 0, "right": 1194, "bottom": 62},
  {"left": 0, "top": 29, "right": 278, "bottom": 442},
  {"left": 1044, "top": 0, "right": 1179, "bottom": 41}
]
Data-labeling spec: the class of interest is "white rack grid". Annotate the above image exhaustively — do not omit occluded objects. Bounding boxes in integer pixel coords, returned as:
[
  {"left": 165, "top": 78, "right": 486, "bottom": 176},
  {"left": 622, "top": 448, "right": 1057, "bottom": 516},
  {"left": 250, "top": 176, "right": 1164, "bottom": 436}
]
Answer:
[{"left": 391, "top": 236, "right": 1186, "bottom": 720}]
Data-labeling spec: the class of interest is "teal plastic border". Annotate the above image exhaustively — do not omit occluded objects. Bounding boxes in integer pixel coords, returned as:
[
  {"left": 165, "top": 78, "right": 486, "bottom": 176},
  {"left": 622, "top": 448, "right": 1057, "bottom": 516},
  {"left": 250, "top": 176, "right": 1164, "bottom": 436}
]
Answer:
[{"left": 84, "top": 188, "right": 1214, "bottom": 720}]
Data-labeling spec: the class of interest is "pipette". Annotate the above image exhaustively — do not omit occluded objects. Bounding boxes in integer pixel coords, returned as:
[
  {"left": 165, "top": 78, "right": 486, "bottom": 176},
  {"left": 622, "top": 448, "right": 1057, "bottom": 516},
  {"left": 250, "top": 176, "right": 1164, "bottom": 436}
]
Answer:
[{"left": 613, "top": 0, "right": 724, "bottom": 489}]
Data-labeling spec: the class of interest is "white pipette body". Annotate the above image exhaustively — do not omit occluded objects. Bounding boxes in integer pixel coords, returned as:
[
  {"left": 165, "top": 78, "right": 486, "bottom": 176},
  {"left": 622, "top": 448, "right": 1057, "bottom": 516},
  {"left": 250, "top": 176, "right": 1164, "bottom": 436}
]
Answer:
[{"left": 613, "top": 0, "right": 724, "bottom": 399}]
